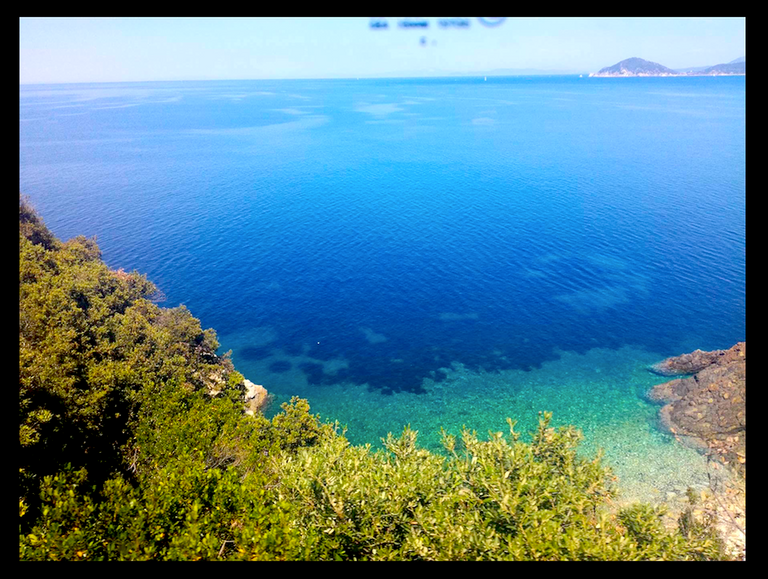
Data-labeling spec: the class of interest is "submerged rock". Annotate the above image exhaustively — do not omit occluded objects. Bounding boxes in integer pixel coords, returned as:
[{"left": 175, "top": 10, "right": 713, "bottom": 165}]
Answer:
[{"left": 648, "top": 343, "right": 745, "bottom": 475}]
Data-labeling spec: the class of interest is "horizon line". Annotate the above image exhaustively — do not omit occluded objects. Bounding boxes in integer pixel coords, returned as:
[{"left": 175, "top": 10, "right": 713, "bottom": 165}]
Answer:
[{"left": 20, "top": 72, "right": 599, "bottom": 87}]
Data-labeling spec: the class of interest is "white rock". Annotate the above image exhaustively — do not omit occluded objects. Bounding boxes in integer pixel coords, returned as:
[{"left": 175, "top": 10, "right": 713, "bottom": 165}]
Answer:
[{"left": 243, "top": 379, "right": 269, "bottom": 415}]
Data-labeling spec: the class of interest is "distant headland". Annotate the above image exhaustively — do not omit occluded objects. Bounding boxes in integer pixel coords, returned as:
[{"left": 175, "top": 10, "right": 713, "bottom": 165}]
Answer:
[{"left": 589, "top": 56, "right": 745, "bottom": 77}]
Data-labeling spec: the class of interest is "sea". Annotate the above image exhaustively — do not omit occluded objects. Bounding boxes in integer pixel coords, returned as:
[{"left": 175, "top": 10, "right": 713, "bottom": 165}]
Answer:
[{"left": 20, "top": 75, "right": 746, "bottom": 504}]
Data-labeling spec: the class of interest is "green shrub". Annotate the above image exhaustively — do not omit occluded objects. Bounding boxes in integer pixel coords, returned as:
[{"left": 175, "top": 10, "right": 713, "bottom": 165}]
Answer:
[
  {"left": 271, "top": 414, "right": 728, "bottom": 560},
  {"left": 19, "top": 464, "right": 308, "bottom": 561}
]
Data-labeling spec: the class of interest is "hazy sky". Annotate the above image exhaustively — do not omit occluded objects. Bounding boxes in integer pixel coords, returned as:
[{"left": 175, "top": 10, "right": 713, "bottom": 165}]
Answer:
[{"left": 19, "top": 17, "right": 746, "bottom": 84}]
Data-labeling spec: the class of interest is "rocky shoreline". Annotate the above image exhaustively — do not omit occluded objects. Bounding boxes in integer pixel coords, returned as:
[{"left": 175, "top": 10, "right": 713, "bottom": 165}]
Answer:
[
  {"left": 648, "top": 342, "right": 745, "bottom": 475},
  {"left": 648, "top": 343, "right": 745, "bottom": 559}
]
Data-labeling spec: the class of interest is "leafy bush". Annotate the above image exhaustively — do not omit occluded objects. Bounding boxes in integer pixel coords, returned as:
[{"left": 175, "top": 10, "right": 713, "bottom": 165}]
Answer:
[
  {"left": 20, "top": 197, "right": 240, "bottom": 514},
  {"left": 272, "top": 415, "right": 726, "bottom": 560},
  {"left": 19, "top": 464, "right": 307, "bottom": 561}
]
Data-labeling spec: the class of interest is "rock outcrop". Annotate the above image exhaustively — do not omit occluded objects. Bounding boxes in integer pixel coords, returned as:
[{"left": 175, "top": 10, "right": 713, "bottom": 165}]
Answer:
[
  {"left": 204, "top": 366, "right": 271, "bottom": 416},
  {"left": 648, "top": 343, "right": 745, "bottom": 475},
  {"left": 650, "top": 343, "right": 745, "bottom": 377},
  {"left": 243, "top": 379, "right": 270, "bottom": 416}
]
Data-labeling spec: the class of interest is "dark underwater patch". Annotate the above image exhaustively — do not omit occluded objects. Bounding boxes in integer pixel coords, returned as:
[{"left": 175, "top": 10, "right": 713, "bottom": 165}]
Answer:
[
  {"left": 239, "top": 345, "right": 274, "bottom": 361},
  {"left": 268, "top": 360, "right": 292, "bottom": 373},
  {"left": 298, "top": 362, "right": 326, "bottom": 385}
]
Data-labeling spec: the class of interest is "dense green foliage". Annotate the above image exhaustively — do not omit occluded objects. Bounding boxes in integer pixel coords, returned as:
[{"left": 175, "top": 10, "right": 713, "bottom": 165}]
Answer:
[{"left": 19, "top": 197, "right": 728, "bottom": 560}]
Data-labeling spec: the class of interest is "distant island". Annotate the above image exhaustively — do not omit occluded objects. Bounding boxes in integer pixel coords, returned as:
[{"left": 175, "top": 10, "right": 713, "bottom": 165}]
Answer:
[{"left": 590, "top": 56, "right": 745, "bottom": 77}]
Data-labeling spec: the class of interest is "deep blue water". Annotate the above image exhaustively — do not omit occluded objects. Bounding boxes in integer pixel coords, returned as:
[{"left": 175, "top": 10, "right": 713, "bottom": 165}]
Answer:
[
  {"left": 20, "top": 77, "right": 746, "bottom": 497},
  {"left": 20, "top": 76, "right": 745, "bottom": 390}
]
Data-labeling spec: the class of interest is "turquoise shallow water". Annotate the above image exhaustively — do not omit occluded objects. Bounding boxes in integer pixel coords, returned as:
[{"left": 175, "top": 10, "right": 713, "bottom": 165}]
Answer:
[
  {"left": 20, "top": 76, "right": 745, "bottom": 503},
  {"left": 222, "top": 331, "right": 735, "bottom": 505}
]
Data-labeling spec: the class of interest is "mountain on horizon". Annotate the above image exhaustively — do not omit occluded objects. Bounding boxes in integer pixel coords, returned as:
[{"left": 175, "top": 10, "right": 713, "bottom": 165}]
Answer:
[
  {"left": 677, "top": 56, "right": 745, "bottom": 74},
  {"left": 703, "top": 60, "right": 745, "bottom": 74},
  {"left": 591, "top": 57, "right": 677, "bottom": 77},
  {"left": 592, "top": 56, "right": 745, "bottom": 77}
]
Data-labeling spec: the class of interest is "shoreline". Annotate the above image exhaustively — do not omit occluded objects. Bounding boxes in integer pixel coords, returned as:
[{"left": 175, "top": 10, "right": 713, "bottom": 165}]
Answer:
[{"left": 647, "top": 343, "right": 746, "bottom": 559}]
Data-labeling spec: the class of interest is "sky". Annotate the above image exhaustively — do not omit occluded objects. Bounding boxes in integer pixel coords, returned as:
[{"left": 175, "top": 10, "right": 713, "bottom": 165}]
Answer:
[{"left": 19, "top": 17, "right": 746, "bottom": 85}]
